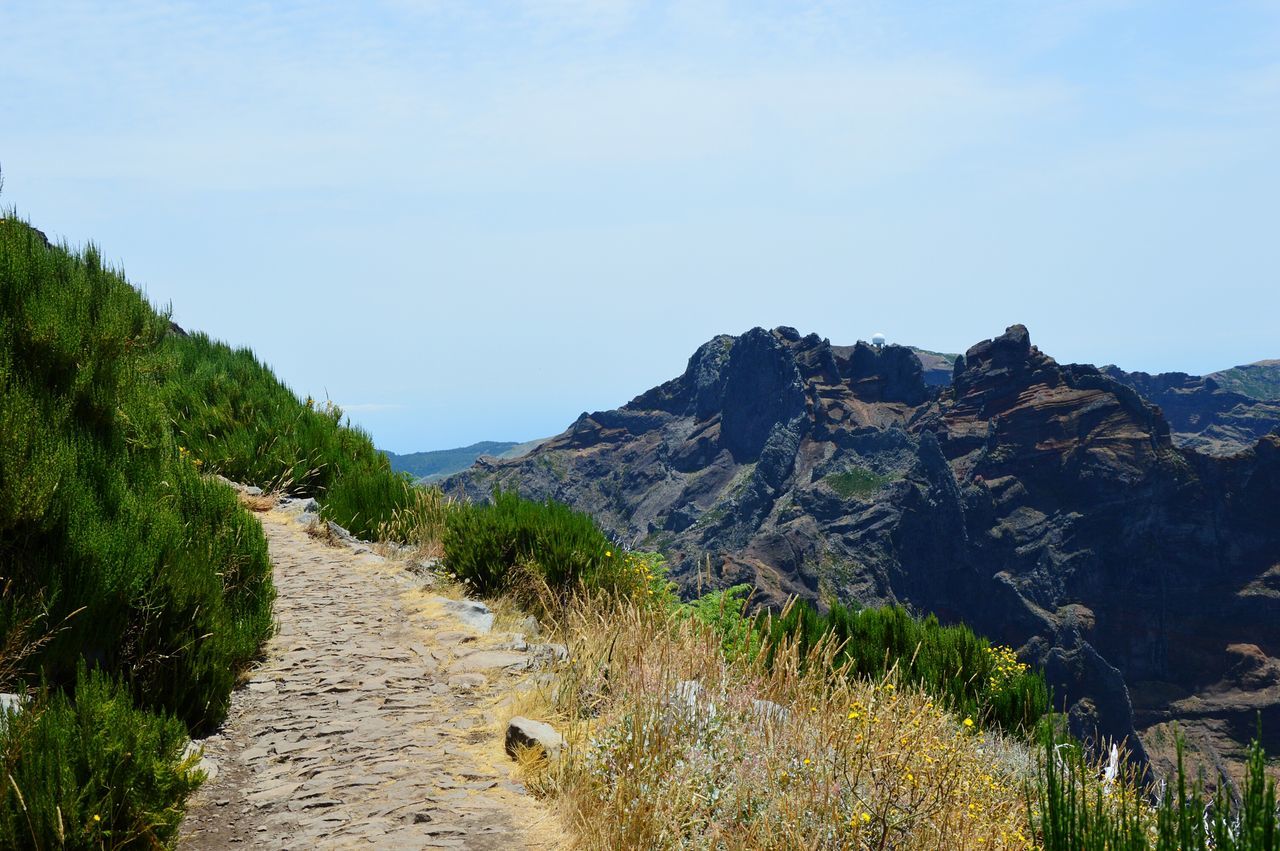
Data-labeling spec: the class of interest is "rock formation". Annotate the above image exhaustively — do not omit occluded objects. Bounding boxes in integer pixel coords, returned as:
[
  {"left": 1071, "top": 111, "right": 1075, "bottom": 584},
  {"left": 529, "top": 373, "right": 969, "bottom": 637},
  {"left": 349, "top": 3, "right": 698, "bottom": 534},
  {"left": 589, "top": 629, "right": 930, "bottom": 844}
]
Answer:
[
  {"left": 446, "top": 325, "right": 1280, "bottom": 785},
  {"left": 1102, "top": 366, "right": 1280, "bottom": 456}
]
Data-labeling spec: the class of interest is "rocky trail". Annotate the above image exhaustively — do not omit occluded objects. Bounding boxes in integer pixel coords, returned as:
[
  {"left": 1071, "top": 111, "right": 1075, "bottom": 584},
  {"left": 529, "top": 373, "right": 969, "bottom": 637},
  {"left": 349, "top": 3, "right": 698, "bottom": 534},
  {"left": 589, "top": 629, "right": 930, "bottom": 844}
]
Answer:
[{"left": 180, "top": 499, "right": 567, "bottom": 850}]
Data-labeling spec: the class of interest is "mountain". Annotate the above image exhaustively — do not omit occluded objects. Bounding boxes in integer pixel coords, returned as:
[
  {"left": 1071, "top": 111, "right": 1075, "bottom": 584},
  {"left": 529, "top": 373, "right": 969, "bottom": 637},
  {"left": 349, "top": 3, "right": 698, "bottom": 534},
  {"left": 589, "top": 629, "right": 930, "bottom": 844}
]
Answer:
[
  {"left": 1208, "top": 360, "right": 1280, "bottom": 402},
  {"left": 384, "top": 439, "right": 544, "bottom": 482},
  {"left": 1102, "top": 366, "right": 1280, "bottom": 456},
  {"left": 445, "top": 325, "right": 1280, "bottom": 784}
]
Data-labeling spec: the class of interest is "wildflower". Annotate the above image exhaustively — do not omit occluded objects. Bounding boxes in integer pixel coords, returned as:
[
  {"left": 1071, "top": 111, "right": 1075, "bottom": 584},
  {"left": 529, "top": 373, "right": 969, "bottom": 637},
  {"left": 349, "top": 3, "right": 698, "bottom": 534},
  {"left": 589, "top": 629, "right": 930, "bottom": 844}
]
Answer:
[
  {"left": 93, "top": 815, "right": 101, "bottom": 823},
  {"left": 861, "top": 812, "right": 871, "bottom": 823},
  {"left": 963, "top": 717, "right": 975, "bottom": 728},
  {"left": 605, "top": 550, "right": 612, "bottom": 557}
]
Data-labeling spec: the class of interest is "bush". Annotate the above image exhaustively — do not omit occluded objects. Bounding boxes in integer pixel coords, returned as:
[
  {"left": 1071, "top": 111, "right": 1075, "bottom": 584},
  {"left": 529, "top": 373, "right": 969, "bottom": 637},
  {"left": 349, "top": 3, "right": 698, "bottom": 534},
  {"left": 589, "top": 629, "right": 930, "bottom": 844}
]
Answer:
[
  {"left": 0, "top": 666, "right": 201, "bottom": 850},
  {"left": 442, "top": 489, "right": 669, "bottom": 603},
  {"left": 0, "top": 216, "right": 274, "bottom": 732},
  {"left": 758, "top": 600, "right": 1049, "bottom": 733},
  {"left": 682, "top": 583, "right": 764, "bottom": 660}
]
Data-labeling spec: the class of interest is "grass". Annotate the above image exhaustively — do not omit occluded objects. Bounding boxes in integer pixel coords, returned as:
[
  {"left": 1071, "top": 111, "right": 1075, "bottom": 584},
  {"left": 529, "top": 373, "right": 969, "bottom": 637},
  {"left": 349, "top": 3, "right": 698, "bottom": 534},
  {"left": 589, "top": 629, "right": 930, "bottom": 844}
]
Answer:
[
  {"left": 1031, "top": 724, "right": 1279, "bottom": 850},
  {"left": 422, "top": 491, "right": 1278, "bottom": 849},
  {"left": 514, "top": 593, "right": 1039, "bottom": 850},
  {"left": 824, "top": 468, "right": 891, "bottom": 499}
]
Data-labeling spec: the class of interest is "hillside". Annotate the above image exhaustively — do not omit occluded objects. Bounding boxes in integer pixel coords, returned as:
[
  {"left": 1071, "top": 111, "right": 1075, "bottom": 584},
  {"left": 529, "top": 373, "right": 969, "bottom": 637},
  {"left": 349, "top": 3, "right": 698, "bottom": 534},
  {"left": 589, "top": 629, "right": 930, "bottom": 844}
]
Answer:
[
  {"left": 384, "top": 438, "right": 543, "bottom": 482},
  {"left": 446, "top": 324, "right": 1280, "bottom": 783},
  {"left": 6, "top": 211, "right": 1277, "bottom": 846},
  {"left": 1210, "top": 360, "right": 1280, "bottom": 401},
  {"left": 0, "top": 212, "right": 422, "bottom": 846}
]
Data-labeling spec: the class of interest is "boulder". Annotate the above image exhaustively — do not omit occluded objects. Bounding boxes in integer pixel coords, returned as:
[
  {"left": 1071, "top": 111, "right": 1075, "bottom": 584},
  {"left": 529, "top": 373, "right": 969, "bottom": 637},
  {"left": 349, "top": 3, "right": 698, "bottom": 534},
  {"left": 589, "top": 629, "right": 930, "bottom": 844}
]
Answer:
[{"left": 505, "top": 717, "right": 563, "bottom": 760}]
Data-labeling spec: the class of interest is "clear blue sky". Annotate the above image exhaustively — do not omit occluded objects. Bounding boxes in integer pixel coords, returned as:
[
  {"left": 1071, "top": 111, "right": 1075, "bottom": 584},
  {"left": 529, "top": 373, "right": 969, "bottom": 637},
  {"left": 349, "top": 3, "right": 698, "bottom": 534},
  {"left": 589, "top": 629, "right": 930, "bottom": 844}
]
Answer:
[{"left": 3, "top": 2, "right": 1278, "bottom": 452}]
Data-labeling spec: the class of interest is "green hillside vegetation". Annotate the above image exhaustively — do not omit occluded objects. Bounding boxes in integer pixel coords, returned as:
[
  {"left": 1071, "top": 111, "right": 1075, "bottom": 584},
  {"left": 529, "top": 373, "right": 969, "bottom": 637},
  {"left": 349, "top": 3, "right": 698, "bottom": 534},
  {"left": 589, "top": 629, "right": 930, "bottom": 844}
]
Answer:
[
  {"left": 385, "top": 438, "right": 547, "bottom": 483},
  {"left": 824, "top": 467, "right": 891, "bottom": 499},
  {"left": 166, "top": 332, "right": 417, "bottom": 540},
  {"left": 1210, "top": 361, "right": 1280, "bottom": 401},
  {"left": 0, "top": 210, "right": 421, "bottom": 847},
  {"left": 757, "top": 597, "right": 1049, "bottom": 733}
]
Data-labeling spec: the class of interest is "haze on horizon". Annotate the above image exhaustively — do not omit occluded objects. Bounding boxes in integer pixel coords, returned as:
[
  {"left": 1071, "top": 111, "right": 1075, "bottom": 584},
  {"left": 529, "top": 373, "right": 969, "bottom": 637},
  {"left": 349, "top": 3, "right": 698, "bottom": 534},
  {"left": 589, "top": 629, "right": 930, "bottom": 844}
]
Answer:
[{"left": 3, "top": 1, "right": 1278, "bottom": 453}]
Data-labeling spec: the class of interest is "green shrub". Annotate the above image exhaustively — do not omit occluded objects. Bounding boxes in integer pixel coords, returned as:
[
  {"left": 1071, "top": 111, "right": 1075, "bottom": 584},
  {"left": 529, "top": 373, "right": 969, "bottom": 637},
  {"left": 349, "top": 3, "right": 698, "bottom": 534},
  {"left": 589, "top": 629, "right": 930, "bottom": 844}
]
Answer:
[
  {"left": 0, "top": 666, "right": 202, "bottom": 850},
  {"left": 442, "top": 489, "right": 670, "bottom": 603},
  {"left": 758, "top": 600, "right": 1049, "bottom": 733},
  {"left": 0, "top": 215, "right": 274, "bottom": 732},
  {"left": 682, "top": 583, "right": 764, "bottom": 660}
]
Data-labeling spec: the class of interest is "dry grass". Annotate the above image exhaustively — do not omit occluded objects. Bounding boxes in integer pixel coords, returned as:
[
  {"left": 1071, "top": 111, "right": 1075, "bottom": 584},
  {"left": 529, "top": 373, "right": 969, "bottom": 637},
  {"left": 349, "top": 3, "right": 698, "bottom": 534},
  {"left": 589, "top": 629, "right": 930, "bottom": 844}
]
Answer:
[
  {"left": 304, "top": 518, "right": 345, "bottom": 547},
  {"left": 238, "top": 491, "right": 278, "bottom": 512},
  {"left": 376, "top": 485, "right": 451, "bottom": 560},
  {"left": 515, "top": 595, "right": 1043, "bottom": 850}
]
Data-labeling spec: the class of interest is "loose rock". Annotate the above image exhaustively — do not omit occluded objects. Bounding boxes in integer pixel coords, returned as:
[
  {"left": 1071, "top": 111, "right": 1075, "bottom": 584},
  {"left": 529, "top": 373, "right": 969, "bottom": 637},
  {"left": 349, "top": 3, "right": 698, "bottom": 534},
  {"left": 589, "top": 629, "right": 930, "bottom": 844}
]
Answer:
[{"left": 505, "top": 718, "right": 564, "bottom": 760}]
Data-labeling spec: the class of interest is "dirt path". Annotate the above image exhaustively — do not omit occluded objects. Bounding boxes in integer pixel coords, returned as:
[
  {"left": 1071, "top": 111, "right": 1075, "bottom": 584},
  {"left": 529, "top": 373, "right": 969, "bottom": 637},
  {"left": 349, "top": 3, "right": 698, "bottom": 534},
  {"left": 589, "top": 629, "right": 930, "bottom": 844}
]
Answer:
[{"left": 180, "top": 504, "right": 566, "bottom": 850}]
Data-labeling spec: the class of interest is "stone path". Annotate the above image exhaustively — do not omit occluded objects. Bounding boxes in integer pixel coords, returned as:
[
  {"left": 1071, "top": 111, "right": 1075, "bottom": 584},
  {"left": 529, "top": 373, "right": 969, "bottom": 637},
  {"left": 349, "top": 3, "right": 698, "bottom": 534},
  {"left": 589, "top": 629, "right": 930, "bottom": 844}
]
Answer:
[{"left": 180, "top": 505, "right": 566, "bottom": 850}]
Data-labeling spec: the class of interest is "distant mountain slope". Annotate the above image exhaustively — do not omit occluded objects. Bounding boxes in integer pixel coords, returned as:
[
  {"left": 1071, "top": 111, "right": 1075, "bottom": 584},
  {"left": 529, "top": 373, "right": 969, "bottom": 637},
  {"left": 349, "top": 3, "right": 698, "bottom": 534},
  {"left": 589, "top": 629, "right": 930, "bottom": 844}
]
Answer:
[
  {"left": 910, "top": 347, "right": 958, "bottom": 386},
  {"left": 445, "top": 324, "right": 1280, "bottom": 784},
  {"left": 385, "top": 439, "right": 545, "bottom": 482},
  {"left": 1103, "top": 366, "right": 1280, "bottom": 456},
  {"left": 1209, "top": 360, "right": 1280, "bottom": 401}
]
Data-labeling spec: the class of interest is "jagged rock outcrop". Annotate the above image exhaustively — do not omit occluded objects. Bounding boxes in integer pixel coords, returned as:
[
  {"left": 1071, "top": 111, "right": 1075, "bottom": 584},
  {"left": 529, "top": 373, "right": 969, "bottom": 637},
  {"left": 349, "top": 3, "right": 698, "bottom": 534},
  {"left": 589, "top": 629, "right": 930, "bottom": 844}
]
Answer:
[{"left": 446, "top": 325, "right": 1280, "bottom": 781}]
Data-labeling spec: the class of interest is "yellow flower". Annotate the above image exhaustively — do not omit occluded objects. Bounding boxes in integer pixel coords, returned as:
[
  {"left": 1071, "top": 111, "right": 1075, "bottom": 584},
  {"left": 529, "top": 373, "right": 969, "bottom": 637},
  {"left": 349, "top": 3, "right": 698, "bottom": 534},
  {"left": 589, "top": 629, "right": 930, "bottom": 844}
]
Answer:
[
  {"left": 803, "top": 758, "right": 811, "bottom": 765},
  {"left": 605, "top": 550, "right": 612, "bottom": 557},
  {"left": 93, "top": 815, "right": 101, "bottom": 823},
  {"left": 963, "top": 717, "right": 975, "bottom": 728},
  {"left": 861, "top": 812, "right": 871, "bottom": 823}
]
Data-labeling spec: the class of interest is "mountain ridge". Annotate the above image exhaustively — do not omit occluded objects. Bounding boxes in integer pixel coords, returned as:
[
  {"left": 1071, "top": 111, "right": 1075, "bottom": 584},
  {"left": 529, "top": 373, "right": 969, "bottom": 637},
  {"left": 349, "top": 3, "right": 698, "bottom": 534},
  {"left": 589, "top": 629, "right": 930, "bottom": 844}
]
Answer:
[{"left": 445, "top": 324, "right": 1280, "bottom": 784}]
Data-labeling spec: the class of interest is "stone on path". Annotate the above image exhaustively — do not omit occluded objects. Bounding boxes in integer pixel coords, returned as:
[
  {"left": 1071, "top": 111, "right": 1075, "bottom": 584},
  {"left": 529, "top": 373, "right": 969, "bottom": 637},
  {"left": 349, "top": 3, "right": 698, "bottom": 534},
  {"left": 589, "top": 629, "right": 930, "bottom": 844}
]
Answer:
[
  {"left": 505, "top": 718, "right": 564, "bottom": 761},
  {"left": 441, "top": 599, "right": 495, "bottom": 634}
]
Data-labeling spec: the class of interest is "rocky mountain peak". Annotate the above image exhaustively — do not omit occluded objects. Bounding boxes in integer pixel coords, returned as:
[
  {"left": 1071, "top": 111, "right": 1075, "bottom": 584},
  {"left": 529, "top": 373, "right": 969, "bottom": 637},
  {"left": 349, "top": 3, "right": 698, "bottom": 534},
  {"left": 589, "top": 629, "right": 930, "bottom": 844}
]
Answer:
[
  {"left": 447, "top": 324, "right": 1280, "bottom": 779},
  {"left": 720, "top": 328, "right": 807, "bottom": 461}
]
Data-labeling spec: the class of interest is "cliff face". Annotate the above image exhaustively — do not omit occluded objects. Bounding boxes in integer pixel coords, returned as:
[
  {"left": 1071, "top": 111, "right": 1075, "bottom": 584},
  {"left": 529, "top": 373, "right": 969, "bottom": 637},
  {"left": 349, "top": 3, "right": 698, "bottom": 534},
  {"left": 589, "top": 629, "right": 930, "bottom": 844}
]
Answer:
[{"left": 446, "top": 326, "right": 1280, "bottom": 782}]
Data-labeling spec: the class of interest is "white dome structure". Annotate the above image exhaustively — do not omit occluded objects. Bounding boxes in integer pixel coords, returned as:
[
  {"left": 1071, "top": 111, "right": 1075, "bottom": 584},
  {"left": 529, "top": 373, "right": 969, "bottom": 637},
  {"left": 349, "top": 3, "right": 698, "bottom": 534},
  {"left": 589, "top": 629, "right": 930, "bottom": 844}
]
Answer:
[{"left": 871, "top": 332, "right": 887, "bottom": 348}]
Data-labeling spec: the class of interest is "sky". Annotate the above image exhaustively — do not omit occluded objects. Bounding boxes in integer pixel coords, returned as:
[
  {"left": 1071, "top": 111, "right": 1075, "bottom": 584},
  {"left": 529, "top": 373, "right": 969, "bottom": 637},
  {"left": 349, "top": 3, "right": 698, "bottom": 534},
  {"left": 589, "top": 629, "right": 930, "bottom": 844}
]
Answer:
[{"left": 2, "top": 1, "right": 1279, "bottom": 453}]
